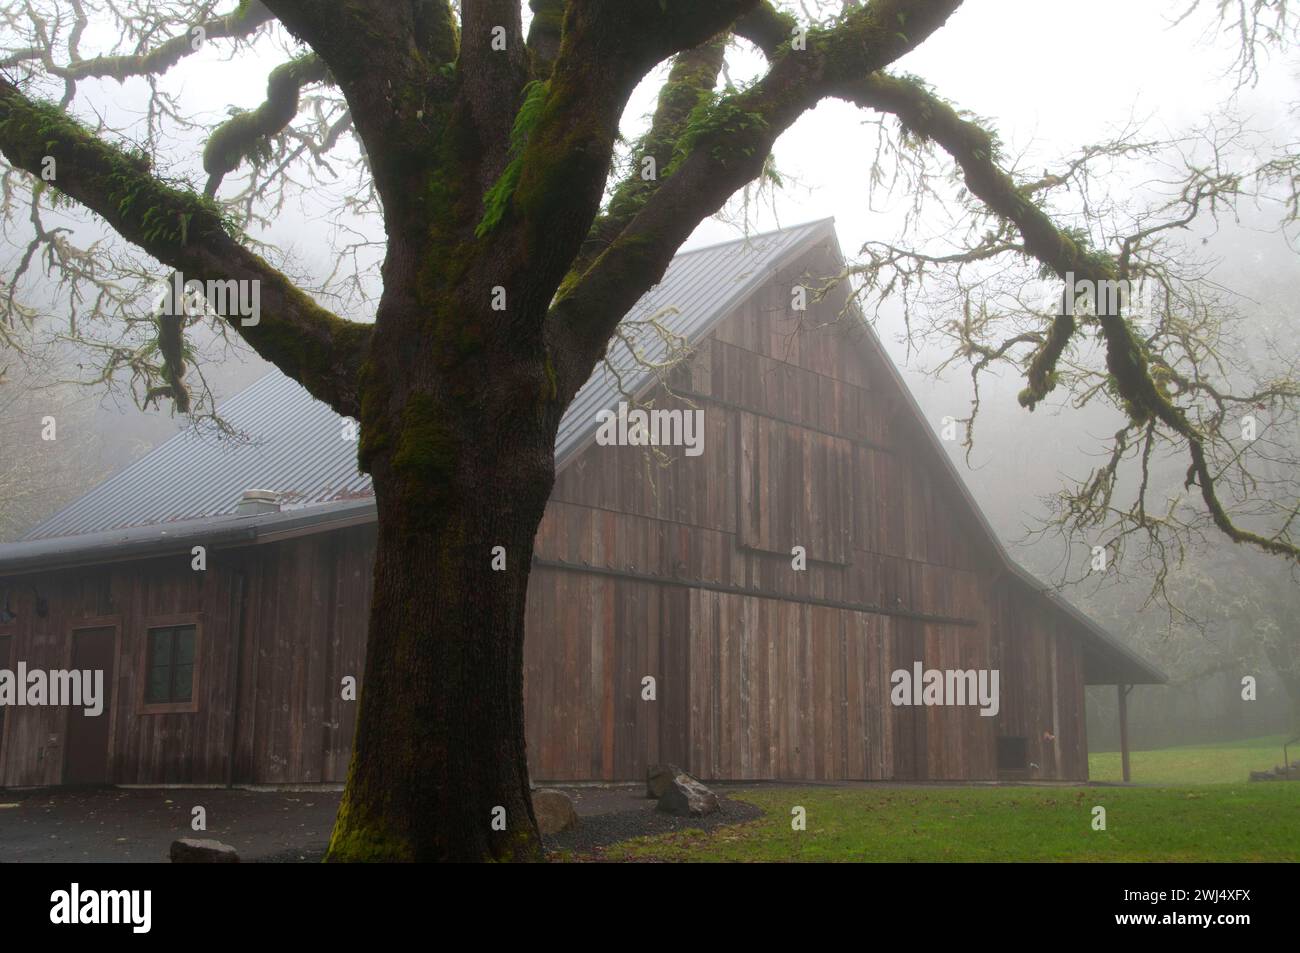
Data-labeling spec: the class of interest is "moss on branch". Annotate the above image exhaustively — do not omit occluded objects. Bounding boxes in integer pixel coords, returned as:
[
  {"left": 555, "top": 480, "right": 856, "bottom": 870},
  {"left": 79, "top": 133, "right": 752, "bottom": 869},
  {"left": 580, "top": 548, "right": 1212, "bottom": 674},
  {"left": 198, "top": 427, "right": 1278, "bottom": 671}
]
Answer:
[
  {"left": 475, "top": 79, "right": 550, "bottom": 237},
  {"left": 202, "top": 53, "right": 331, "bottom": 195},
  {"left": 58, "top": 1, "right": 273, "bottom": 83},
  {"left": 846, "top": 70, "right": 1300, "bottom": 561},
  {"left": 0, "top": 79, "right": 370, "bottom": 417}
]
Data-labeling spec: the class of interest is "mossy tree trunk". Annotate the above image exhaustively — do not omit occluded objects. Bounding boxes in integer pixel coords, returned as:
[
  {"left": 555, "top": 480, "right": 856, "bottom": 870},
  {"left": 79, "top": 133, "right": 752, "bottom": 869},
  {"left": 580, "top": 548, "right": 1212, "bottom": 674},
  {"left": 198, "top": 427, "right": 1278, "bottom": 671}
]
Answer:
[
  {"left": 325, "top": 233, "right": 564, "bottom": 859},
  {"left": 327, "top": 476, "right": 553, "bottom": 861},
  {"left": 308, "top": 0, "right": 788, "bottom": 863}
]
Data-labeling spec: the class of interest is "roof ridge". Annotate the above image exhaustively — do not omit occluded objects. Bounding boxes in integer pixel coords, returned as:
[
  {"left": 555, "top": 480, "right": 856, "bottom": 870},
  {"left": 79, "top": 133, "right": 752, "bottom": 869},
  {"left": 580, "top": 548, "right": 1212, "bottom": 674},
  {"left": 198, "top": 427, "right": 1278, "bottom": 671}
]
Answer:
[{"left": 672, "top": 216, "right": 836, "bottom": 257}]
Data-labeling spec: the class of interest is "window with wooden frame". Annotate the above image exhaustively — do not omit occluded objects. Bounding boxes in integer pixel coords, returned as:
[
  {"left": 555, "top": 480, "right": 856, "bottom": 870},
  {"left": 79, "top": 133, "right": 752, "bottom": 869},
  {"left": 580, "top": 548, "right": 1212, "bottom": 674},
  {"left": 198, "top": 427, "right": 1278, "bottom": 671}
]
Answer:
[{"left": 139, "top": 618, "right": 201, "bottom": 713}]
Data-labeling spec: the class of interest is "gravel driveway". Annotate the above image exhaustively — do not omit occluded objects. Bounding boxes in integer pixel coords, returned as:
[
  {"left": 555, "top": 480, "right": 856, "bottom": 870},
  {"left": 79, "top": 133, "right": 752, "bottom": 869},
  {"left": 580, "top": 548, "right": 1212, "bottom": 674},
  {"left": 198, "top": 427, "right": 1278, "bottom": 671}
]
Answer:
[{"left": 0, "top": 783, "right": 763, "bottom": 862}]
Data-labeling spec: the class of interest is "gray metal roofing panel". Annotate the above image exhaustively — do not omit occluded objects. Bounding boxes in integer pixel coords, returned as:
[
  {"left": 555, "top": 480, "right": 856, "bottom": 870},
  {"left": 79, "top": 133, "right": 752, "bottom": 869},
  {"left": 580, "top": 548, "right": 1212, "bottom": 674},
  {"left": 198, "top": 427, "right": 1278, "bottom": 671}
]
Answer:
[
  {"left": 25, "top": 219, "right": 836, "bottom": 542},
  {"left": 25, "top": 371, "right": 374, "bottom": 540}
]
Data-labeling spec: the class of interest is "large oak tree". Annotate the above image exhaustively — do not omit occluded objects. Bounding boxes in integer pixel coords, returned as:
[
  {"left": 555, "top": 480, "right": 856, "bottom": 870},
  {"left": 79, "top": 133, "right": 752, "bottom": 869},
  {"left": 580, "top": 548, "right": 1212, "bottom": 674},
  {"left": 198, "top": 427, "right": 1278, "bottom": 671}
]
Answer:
[{"left": 1, "top": 0, "right": 1297, "bottom": 860}]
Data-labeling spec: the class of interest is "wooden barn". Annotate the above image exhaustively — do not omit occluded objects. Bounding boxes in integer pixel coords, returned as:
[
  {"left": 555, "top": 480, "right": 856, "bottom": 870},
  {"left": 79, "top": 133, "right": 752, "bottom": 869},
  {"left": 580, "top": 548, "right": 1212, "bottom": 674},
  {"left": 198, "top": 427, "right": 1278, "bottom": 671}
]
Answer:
[{"left": 0, "top": 219, "right": 1163, "bottom": 790}]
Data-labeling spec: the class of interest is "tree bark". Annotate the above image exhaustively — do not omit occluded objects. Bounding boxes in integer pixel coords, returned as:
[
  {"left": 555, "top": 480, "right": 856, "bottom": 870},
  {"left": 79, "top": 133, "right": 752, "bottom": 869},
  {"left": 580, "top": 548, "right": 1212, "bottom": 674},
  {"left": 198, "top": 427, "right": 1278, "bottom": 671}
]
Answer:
[
  {"left": 326, "top": 440, "right": 556, "bottom": 862},
  {"left": 325, "top": 258, "right": 562, "bottom": 861}
]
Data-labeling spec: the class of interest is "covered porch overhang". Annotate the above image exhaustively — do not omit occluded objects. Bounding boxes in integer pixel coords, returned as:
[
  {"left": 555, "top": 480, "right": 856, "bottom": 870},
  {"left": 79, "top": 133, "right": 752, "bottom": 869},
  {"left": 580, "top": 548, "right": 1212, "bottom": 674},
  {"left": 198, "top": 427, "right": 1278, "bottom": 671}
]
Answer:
[{"left": 1083, "top": 643, "right": 1167, "bottom": 783}]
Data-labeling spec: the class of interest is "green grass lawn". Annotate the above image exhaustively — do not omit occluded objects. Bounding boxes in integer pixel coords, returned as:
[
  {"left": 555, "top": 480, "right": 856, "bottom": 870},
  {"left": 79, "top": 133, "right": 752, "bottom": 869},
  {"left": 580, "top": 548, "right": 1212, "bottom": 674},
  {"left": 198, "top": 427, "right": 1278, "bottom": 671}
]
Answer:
[
  {"left": 602, "top": 784, "right": 1299, "bottom": 862},
  {"left": 593, "top": 737, "right": 1299, "bottom": 862},
  {"left": 1089, "top": 735, "right": 1293, "bottom": 785}
]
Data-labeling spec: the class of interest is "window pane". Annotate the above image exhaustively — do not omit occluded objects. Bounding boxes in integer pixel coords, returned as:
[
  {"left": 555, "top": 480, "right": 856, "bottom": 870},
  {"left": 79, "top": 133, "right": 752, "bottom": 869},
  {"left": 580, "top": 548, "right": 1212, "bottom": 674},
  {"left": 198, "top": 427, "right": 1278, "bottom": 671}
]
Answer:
[
  {"left": 149, "top": 629, "right": 172, "bottom": 668},
  {"left": 145, "top": 625, "right": 197, "bottom": 705},
  {"left": 174, "top": 628, "right": 195, "bottom": 665},
  {"left": 146, "top": 665, "right": 171, "bottom": 704},
  {"left": 172, "top": 663, "right": 194, "bottom": 703}
]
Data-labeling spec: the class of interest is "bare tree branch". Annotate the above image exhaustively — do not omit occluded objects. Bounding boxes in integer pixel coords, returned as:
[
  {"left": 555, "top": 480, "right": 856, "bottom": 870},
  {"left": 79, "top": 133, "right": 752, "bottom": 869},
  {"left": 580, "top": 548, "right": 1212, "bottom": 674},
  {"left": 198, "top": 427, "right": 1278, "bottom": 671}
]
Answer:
[
  {"left": 0, "top": 75, "right": 371, "bottom": 415},
  {"left": 842, "top": 71, "right": 1300, "bottom": 562}
]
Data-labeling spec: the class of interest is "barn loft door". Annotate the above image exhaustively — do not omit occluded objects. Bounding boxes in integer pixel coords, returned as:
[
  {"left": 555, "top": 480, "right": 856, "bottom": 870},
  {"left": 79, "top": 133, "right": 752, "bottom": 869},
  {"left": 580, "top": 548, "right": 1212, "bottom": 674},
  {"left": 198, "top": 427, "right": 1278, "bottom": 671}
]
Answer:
[
  {"left": 63, "top": 626, "right": 115, "bottom": 785},
  {"left": 736, "top": 411, "right": 854, "bottom": 564}
]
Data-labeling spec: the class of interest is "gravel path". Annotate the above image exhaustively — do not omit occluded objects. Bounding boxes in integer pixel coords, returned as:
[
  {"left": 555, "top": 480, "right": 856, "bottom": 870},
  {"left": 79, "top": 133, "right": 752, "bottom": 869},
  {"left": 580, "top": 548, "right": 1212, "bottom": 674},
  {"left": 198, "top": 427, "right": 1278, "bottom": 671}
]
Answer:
[
  {"left": 0, "top": 787, "right": 339, "bottom": 863},
  {"left": 0, "top": 783, "right": 762, "bottom": 861},
  {"left": 541, "top": 785, "right": 764, "bottom": 858}
]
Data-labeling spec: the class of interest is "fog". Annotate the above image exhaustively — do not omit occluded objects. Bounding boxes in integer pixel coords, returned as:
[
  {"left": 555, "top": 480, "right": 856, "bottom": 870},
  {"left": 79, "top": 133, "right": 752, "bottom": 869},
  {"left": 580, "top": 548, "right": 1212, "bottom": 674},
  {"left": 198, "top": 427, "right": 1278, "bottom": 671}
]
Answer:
[{"left": 2, "top": 0, "right": 1297, "bottom": 754}]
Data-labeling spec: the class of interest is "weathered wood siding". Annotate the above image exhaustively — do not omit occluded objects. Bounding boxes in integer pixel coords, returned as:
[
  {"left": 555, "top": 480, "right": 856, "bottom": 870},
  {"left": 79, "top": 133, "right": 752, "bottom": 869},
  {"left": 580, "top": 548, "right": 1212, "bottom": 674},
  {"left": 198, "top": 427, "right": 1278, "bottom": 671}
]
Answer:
[
  {"left": 0, "top": 242, "right": 1090, "bottom": 787},
  {"left": 0, "top": 525, "right": 373, "bottom": 787},
  {"left": 531, "top": 243, "right": 1088, "bottom": 781}
]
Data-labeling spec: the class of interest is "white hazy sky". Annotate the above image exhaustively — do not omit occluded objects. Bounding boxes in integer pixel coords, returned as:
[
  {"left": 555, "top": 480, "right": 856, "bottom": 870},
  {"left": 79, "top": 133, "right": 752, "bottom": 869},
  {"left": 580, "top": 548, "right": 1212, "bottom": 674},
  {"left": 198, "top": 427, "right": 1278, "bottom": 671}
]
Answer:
[
  {"left": 64, "top": 0, "right": 1295, "bottom": 308},
  {"left": 676, "top": 0, "right": 1297, "bottom": 253},
  {"left": 47, "top": 0, "right": 1299, "bottom": 441}
]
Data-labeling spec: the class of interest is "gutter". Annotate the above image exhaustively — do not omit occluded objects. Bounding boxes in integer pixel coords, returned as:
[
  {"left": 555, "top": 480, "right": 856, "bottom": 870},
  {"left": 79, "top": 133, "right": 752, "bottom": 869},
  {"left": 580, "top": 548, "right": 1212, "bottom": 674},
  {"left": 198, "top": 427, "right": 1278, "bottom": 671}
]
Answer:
[{"left": 0, "top": 498, "right": 377, "bottom": 576}]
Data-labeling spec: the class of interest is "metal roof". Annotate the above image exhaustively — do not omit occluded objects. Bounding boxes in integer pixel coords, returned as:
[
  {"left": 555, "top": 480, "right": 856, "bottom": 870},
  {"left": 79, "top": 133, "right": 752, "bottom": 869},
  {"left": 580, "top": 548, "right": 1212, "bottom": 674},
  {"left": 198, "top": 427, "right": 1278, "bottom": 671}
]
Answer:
[
  {"left": 24, "top": 370, "right": 374, "bottom": 540},
  {"left": 23, "top": 218, "right": 837, "bottom": 542},
  {"left": 2, "top": 499, "right": 375, "bottom": 575}
]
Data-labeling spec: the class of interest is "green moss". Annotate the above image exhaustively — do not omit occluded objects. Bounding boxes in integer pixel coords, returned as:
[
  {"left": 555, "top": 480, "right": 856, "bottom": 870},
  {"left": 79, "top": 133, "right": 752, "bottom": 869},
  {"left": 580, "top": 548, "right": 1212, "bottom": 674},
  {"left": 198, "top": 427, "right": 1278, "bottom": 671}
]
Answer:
[
  {"left": 202, "top": 54, "right": 326, "bottom": 182},
  {"left": 475, "top": 79, "right": 551, "bottom": 237},
  {"left": 412, "top": 108, "right": 479, "bottom": 313},
  {"left": 1019, "top": 312, "right": 1075, "bottom": 409},
  {"left": 203, "top": 110, "right": 264, "bottom": 175},
  {"left": 325, "top": 794, "right": 416, "bottom": 863},
  {"left": 511, "top": 78, "right": 607, "bottom": 229},
  {"left": 0, "top": 93, "right": 240, "bottom": 248},
  {"left": 355, "top": 358, "right": 391, "bottom": 473},
  {"left": 664, "top": 93, "right": 771, "bottom": 177},
  {"left": 390, "top": 393, "right": 458, "bottom": 524},
  {"left": 425, "top": 0, "right": 460, "bottom": 64}
]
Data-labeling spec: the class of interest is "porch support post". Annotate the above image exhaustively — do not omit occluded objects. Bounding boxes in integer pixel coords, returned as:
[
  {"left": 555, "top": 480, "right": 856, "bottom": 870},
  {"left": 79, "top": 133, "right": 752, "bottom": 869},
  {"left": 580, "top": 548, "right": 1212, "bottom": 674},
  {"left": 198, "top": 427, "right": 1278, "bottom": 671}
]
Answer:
[{"left": 1118, "top": 683, "right": 1132, "bottom": 783}]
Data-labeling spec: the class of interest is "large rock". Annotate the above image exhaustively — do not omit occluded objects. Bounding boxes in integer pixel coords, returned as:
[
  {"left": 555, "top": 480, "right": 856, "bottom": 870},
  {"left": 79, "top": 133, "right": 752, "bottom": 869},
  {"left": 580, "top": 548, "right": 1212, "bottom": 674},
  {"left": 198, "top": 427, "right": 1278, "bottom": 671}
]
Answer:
[
  {"left": 646, "top": 763, "right": 684, "bottom": 800},
  {"left": 169, "top": 838, "right": 240, "bottom": 863},
  {"left": 532, "top": 788, "right": 579, "bottom": 835},
  {"left": 656, "top": 772, "right": 719, "bottom": 817}
]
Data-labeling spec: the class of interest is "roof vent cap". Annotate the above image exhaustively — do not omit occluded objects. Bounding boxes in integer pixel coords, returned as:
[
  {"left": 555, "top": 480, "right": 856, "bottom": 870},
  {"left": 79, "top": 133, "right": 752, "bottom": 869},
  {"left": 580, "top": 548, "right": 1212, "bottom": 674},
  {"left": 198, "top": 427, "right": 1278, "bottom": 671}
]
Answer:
[{"left": 236, "top": 488, "right": 281, "bottom": 515}]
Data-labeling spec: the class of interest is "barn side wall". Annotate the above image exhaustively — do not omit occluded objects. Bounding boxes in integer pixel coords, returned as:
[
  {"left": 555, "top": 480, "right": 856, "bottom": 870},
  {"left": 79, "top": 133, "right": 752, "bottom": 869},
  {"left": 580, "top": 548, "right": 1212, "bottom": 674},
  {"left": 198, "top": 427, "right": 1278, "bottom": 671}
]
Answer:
[
  {"left": 0, "top": 246, "right": 1090, "bottom": 787},
  {"left": 0, "top": 524, "right": 374, "bottom": 788}
]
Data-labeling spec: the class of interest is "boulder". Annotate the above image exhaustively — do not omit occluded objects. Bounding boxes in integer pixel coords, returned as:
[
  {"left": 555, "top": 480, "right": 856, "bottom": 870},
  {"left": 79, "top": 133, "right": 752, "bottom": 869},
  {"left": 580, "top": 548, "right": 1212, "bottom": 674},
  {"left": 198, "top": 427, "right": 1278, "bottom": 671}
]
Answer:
[
  {"left": 169, "top": 838, "right": 240, "bottom": 863},
  {"left": 656, "top": 772, "right": 719, "bottom": 817},
  {"left": 532, "top": 788, "right": 578, "bottom": 835},
  {"left": 646, "top": 763, "right": 683, "bottom": 799}
]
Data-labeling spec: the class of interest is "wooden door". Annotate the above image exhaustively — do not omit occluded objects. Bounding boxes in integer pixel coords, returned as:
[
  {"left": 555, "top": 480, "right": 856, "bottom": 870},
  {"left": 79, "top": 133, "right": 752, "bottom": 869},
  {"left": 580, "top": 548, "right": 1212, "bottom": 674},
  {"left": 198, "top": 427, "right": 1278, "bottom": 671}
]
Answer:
[{"left": 63, "top": 626, "right": 115, "bottom": 785}]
